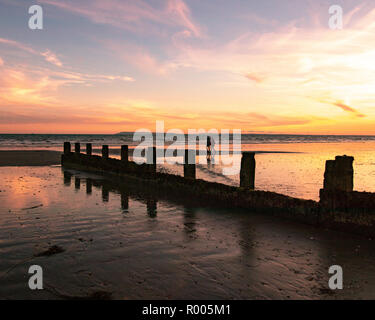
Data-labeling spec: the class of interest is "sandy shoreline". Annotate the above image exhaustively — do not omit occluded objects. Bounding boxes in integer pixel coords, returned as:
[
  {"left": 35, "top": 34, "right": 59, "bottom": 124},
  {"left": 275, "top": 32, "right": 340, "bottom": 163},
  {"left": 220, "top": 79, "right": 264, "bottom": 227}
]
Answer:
[{"left": 0, "top": 150, "right": 62, "bottom": 166}]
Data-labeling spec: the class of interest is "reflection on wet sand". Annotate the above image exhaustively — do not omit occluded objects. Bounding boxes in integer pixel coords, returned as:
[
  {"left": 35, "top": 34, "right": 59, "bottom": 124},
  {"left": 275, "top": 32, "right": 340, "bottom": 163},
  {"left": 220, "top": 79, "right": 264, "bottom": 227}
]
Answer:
[
  {"left": 121, "top": 192, "right": 128, "bottom": 213},
  {"left": 75, "top": 177, "right": 80, "bottom": 190},
  {"left": 64, "top": 171, "right": 72, "bottom": 186},
  {"left": 146, "top": 199, "right": 157, "bottom": 218},
  {"left": 86, "top": 178, "right": 92, "bottom": 195},
  {"left": 102, "top": 185, "right": 109, "bottom": 202},
  {"left": 183, "top": 207, "right": 197, "bottom": 239}
]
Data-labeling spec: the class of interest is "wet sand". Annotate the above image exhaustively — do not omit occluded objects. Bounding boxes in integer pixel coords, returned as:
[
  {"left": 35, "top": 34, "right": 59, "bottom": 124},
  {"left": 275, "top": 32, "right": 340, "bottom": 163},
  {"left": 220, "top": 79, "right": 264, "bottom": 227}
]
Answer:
[
  {"left": 0, "top": 150, "right": 61, "bottom": 166},
  {"left": 1, "top": 166, "right": 375, "bottom": 299}
]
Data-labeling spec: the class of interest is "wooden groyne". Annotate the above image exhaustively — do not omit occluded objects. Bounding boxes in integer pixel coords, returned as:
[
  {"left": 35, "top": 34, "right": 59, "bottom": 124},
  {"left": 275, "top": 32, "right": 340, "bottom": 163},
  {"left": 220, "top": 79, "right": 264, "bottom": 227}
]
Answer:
[{"left": 61, "top": 142, "right": 375, "bottom": 236}]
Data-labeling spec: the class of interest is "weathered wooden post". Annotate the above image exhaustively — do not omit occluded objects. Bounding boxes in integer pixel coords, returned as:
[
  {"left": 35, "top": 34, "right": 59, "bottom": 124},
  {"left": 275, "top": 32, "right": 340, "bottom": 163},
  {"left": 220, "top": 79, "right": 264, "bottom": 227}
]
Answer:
[
  {"left": 121, "top": 145, "right": 129, "bottom": 164},
  {"left": 147, "top": 147, "right": 157, "bottom": 173},
  {"left": 64, "top": 142, "right": 71, "bottom": 154},
  {"left": 320, "top": 155, "right": 354, "bottom": 209},
  {"left": 75, "top": 142, "right": 80, "bottom": 154},
  {"left": 240, "top": 152, "right": 256, "bottom": 189},
  {"left": 102, "top": 145, "right": 109, "bottom": 159},
  {"left": 86, "top": 143, "right": 92, "bottom": 156},
  {"left": 184, "top": 148, "right": 196, "bottom": 179},
  {"left": 323, "top": 155, "right": 354, "bottom": 192}
]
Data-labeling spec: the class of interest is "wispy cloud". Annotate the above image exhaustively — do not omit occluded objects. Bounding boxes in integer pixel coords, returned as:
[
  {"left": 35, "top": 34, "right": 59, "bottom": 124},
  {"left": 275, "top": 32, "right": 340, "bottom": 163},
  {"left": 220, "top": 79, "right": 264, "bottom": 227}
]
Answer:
[
  {"left": 38, "top": 0, "right": 202, "bottom": 37},
  {"left": 41, "top": 50, "right": 63, "bottom": 67},
  {"left": 168, "top": 6, "right": 375, "bottom": 121},
  {"left": 0, "top": 37, "right": 61, "bottom": 67},
  {"left": 0, "top": 36, "right": 135, "bottom": 105},
  {"left": 102, "top": 40, "right": 177, "bottom": 75},
  {"left": 0, "top": 37, "right": 38, "bottom": 54}
]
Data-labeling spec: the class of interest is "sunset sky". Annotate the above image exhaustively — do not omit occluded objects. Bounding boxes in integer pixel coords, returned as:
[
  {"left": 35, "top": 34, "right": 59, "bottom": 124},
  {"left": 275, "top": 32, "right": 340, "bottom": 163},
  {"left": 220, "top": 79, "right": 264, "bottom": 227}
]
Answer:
[{"left": 1, "top": 0, "right": 375, "bottom": 134}]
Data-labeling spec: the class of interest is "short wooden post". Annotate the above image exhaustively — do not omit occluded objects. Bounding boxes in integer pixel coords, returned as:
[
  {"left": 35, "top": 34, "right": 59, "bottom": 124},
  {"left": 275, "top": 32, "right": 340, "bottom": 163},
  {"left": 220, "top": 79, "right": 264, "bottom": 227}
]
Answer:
[
  {"left": 64, "top": 142, "right": 71, "bottom": 154},
  {"left": 323, "top": 155, "right": 354, "bottom": 192},
  {"left": 121, "top": 145, "right": 129, "bottom": 164},
  {"left": 184, "top": 149, "right": 196, "bottom": 179},
  {"left": 86, "top": 143, "right": 92, "bottom": 156},
  {"left": 240, "top": 152, "right": 256, "bottom": 189},
  {"left": 75, "top": 142, "right": 80, "bottom": 154},
  {"left": 147, "top": 147, "right": 157, "bottom": 173},
  {"left": 102, "top": 145, "right": 109, "bottom": 159}
]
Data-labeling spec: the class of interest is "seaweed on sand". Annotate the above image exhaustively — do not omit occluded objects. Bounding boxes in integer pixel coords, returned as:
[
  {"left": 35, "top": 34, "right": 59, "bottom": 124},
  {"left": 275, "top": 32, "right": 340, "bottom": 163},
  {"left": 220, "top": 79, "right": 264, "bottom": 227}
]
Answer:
[{"left": 34, "top": 245, "right": 65, "bottom": 257}]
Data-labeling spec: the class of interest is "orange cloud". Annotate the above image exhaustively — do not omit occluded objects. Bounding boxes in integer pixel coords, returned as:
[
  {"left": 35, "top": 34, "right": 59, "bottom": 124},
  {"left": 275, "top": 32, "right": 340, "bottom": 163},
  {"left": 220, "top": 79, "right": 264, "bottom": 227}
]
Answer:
[
  {"left": 245, "top": 73, "right": 265, "bottom": 83},
  {"left": 333, "top": 101, "right": 365, "bottom": 118}
]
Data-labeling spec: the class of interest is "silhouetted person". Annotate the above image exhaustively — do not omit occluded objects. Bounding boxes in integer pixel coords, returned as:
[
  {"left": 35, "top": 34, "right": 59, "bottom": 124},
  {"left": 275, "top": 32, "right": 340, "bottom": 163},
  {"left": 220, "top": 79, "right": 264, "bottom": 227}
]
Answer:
[{"left": 207, "top": 136, "right": 212, "bottom": 155}]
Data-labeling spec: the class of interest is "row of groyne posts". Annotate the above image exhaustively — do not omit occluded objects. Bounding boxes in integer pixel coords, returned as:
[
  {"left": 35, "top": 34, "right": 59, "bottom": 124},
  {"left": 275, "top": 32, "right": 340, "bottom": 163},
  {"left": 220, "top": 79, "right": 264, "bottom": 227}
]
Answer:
[
  {"left": 64, "top": 142, "right": 256, "bottom": 187},
  {"left": 63, "top": 142, "right": 362, "bottom": 200}
]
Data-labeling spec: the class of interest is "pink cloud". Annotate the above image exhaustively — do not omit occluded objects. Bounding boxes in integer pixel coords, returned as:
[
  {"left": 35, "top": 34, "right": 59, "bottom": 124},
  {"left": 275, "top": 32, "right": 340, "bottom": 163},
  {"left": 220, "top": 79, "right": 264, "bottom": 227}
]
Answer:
[{"left": 166, "top": 0, "right": 201, "bottom": 37}]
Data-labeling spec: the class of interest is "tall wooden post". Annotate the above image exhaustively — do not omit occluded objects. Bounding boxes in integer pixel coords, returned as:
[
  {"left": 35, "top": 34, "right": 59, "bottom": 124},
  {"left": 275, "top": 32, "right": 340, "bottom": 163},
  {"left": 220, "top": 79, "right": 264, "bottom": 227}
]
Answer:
[
  {"left": 86, "top": 143, "right": 92, "bottom": 156},
  {"left": 240, "top": 152, "right": 256, "bottom": 189},
  {"left": 121, "top": 145, "right": 129, "bottom": 164},
  {"left": 64, "top": 142, "right": 71, "bottom": 154},
  {"left": 184, "top": 149, "right": 196, "bottom": 179},
  {"left": 102, "top": 145, "right": 109, "bottom": 159},
  {"left": 75, "top": 142, "right": 80, "bottom": 154}
]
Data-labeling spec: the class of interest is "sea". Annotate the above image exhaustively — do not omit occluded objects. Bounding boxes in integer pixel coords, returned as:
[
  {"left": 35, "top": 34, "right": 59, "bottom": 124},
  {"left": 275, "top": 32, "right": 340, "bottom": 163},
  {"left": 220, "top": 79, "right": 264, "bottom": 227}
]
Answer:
[{"left": 1, "top": 133, "right": 375, "bottom": 201}]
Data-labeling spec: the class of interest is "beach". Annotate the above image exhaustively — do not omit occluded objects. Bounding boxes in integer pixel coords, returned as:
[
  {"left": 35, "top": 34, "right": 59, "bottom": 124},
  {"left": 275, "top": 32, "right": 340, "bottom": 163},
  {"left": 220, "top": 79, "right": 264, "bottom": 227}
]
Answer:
[
  {"left": 0, "top": 151, "right": 61, "bottom": 166},
  {"left": 1, "top": 165, "right": 375, "bottom": 299},
  {"left": 1, "top": 136, "right": 375, "bottom": 299}
]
